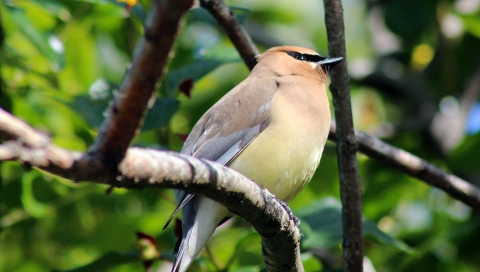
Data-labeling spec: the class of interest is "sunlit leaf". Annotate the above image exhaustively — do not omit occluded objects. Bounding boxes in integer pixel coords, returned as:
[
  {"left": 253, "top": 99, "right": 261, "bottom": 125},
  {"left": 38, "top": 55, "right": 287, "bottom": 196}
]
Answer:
[
  {"left": 6, "top": 5, "right": 64, "bottom": 70},
  {"left": 166, "top": 46, "right": 240, "bottom": 96},
  {"left": 21, "top": 172, "right": 51, "bottom": 218},
  {"left": 461, "top": 14, "right": 480, "bottom": 39}
]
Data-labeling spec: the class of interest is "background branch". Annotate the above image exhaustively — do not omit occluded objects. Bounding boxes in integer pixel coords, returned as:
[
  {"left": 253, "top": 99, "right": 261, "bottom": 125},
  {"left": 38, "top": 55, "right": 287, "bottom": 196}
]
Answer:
[
  {"left": 200, "top": 0, "right": 259, "bottom": 70},
  {"left": 329, "top": 122, "right": 480, "bottom": 212}
]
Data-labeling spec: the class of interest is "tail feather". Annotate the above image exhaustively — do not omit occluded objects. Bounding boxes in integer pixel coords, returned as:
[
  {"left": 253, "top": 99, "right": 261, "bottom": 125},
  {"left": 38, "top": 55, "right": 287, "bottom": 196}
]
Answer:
[
  {"left": 171, "top": 196, "right": 229, "bottom": 272},
  {"left": 163, "top": 192, "right": 195, "bottom": 230},
  {"left": 171, "top": 229, "right": 191, "bottom": 272}
]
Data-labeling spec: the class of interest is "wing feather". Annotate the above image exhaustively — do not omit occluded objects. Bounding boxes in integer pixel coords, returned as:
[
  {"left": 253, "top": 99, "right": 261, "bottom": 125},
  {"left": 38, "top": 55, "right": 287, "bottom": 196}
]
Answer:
[{"left": 164, "top": 78, "right": 279, "bottom": 262}]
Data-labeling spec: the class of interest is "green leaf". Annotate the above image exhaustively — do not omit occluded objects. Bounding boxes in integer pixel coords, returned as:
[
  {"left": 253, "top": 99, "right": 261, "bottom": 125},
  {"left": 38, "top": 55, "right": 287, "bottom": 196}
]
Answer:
[
  {"left": 70, "top": 78, "right": 179, "bottom": 131},
  {"left": 21, "top": 172, "right": 51, "bottom": 218},
  {"left": 142, "top": 97, "right": 180, "bottom": 131},
  {"left": 6, "top": 5, "right": 64, "bottom": 70},
  {"left": 296, "top": 198, "right": 412, "bottom": 252},
  {"left": 448, "top": 133, "right": 480, "bottom": 172},
  {"left": 228, "top": 230, "right": 262, "bottom": 268},
  {"left": 300, "top": 252, "right": 322, "bottom": 271},
  {"left": 59, "top": 252, "right": 139, "bottom": 272},
  {"left": 363, "top": 219, "right": 413, "bottom": 253},
  {"left": 462, "top": 14, "right": 480, "bottom": 39},
  {"left": 166, "top": 46, "right": 240, "bottom": 96},
  {"left": 70, "top": 93, "right": 110, "bottom": 128},
  {"left": 69, "top": 78, "right": 116, "bottom": 129},
  {"left": 384, "top": 0, "right": 436, "bottom": 43},
  {"left": 229, "top": 266, "right": 262, "bottom": 272}
]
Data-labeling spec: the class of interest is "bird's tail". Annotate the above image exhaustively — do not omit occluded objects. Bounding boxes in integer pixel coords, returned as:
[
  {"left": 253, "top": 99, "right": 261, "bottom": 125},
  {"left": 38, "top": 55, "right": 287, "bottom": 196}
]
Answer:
[{"left": 172, "top": 196, "right": 229, "bottom": 272}]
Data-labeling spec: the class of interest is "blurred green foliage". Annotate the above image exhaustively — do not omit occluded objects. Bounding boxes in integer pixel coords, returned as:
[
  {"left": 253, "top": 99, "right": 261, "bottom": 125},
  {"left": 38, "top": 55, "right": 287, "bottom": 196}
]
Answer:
[{"left": 1, "top": 0, "right": 480, "bottom": 271}]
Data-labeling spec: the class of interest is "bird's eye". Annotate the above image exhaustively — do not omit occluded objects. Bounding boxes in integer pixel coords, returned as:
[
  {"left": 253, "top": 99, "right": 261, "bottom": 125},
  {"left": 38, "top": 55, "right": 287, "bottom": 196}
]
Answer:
[
  {"left": 286, "top": 51, "right": 306, "bottom": 61},
  {"left": 285, "top": 51, "right": 322, "bottom": 62}
]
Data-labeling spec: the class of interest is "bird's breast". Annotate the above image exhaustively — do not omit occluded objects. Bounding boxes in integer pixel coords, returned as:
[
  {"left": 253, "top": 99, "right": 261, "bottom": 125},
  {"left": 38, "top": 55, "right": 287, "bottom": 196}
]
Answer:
[{"left": 228, "top": 83, "right": 330, "bottom": 202}]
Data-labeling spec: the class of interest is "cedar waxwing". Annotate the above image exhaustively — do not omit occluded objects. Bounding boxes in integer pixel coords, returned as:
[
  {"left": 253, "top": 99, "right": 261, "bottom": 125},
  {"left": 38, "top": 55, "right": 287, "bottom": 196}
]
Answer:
[{"left": 165, "top": 46, "right": 342, "bottom": 272}]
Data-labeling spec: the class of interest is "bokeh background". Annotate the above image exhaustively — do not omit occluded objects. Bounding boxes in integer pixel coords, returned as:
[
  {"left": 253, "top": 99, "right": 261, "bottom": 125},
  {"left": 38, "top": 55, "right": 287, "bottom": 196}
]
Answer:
[{"left": 1, "top": 0, "right": 480, "bottom": 271}]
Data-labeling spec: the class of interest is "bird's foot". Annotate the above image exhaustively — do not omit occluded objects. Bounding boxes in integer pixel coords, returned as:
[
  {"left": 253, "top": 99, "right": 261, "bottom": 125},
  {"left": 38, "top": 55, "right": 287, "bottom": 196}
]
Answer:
[{"left": 276, "top": 198, "right": 300, "bottom": 228}]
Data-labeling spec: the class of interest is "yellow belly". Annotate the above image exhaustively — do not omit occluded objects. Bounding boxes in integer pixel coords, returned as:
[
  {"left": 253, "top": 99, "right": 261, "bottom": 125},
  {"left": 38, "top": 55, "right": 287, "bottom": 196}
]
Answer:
[
  {"left": 229, "top": 131, "right": 323, "bottom": 202},
  {"left": 228, "top": 92, "right": 329, "bottom": 202}
]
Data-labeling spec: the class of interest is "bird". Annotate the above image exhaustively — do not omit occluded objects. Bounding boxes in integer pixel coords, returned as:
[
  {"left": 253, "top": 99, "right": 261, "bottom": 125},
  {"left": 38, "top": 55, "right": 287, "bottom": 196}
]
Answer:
[{"left": 164, "top": 46, "right": 342, "bottom": 272}]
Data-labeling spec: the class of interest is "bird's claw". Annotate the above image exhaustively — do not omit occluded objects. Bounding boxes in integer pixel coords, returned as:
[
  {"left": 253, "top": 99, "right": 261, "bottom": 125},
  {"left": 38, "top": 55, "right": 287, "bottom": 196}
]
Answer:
[{"left": 276, "top": 198, "right": 300, "bottom": 228}]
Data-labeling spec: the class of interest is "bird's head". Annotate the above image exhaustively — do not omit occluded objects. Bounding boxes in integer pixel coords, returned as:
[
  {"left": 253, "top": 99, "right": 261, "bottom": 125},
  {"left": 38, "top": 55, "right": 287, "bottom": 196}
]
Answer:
[{"left": 254, "top": 46, "right": 343, "bottom": 79}]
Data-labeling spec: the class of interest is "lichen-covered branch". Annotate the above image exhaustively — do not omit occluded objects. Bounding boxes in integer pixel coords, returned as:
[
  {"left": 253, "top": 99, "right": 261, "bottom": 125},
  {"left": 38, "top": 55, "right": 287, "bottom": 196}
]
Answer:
[{"left": 0, "top": 107, "right": 302, "bottom": 272}]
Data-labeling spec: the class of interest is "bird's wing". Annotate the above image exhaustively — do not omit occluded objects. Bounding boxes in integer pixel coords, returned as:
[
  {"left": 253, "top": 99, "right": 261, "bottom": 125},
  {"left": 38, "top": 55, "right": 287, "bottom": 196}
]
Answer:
[
  {"left": 163, "top": 77, "right": 278, "bottom": 230},
  {"left": 182, "top": 79, "right": 276, "bottom": 162},
  {"left": 170, "top": 77, "right": 280, "bottom": 272}
]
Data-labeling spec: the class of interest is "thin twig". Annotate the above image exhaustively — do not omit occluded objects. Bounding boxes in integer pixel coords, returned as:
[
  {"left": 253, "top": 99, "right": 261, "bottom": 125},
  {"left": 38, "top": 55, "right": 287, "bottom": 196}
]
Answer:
[
  {"left": 200, "top": 0, "right": 259, "bottom": 70},
  {"left": 88, "top": 0, "right": 193, "bottom": 169},
  {"left": 323, "top": 0, "right": 364, "bottom": 271}
]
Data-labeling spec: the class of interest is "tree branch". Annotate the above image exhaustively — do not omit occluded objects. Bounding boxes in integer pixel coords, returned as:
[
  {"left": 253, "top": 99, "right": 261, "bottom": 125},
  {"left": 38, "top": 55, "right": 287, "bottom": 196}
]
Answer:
[
  {"left": 199, "top": 0, "right": 259, "bottom": 70},
  {"left": 0, "top": 107, "right": 302, "bottom": 272},
  {"left": 88, "top": 0, "right": 193, "bottom": 169},
  {"left": 323, "top": 1, "right": 364, "bottom": 271},
  {"left": 329, "top": 122, "right": 480, "bottom": 211}
]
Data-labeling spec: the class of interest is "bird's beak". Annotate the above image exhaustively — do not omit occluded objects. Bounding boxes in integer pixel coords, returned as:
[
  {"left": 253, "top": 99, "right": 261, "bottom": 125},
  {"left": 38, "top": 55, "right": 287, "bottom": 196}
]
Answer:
[{"left": 318, "top": 57, "right": 343, "bottom": 72}]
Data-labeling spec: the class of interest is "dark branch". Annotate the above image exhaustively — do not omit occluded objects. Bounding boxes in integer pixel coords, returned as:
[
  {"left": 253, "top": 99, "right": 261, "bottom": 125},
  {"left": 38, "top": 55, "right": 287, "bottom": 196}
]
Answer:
[
  {"left": 200, "top": 0, "right": 259, "bottom": 70},
  {"left": 323, "top": 0, "right": 364, "bottom": 271},
  {"left": 88, "top": 0, "right": 193, "bottom": 169},
  {"left": 329, "top": 122, "right": 480, "bottom": 212}
]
